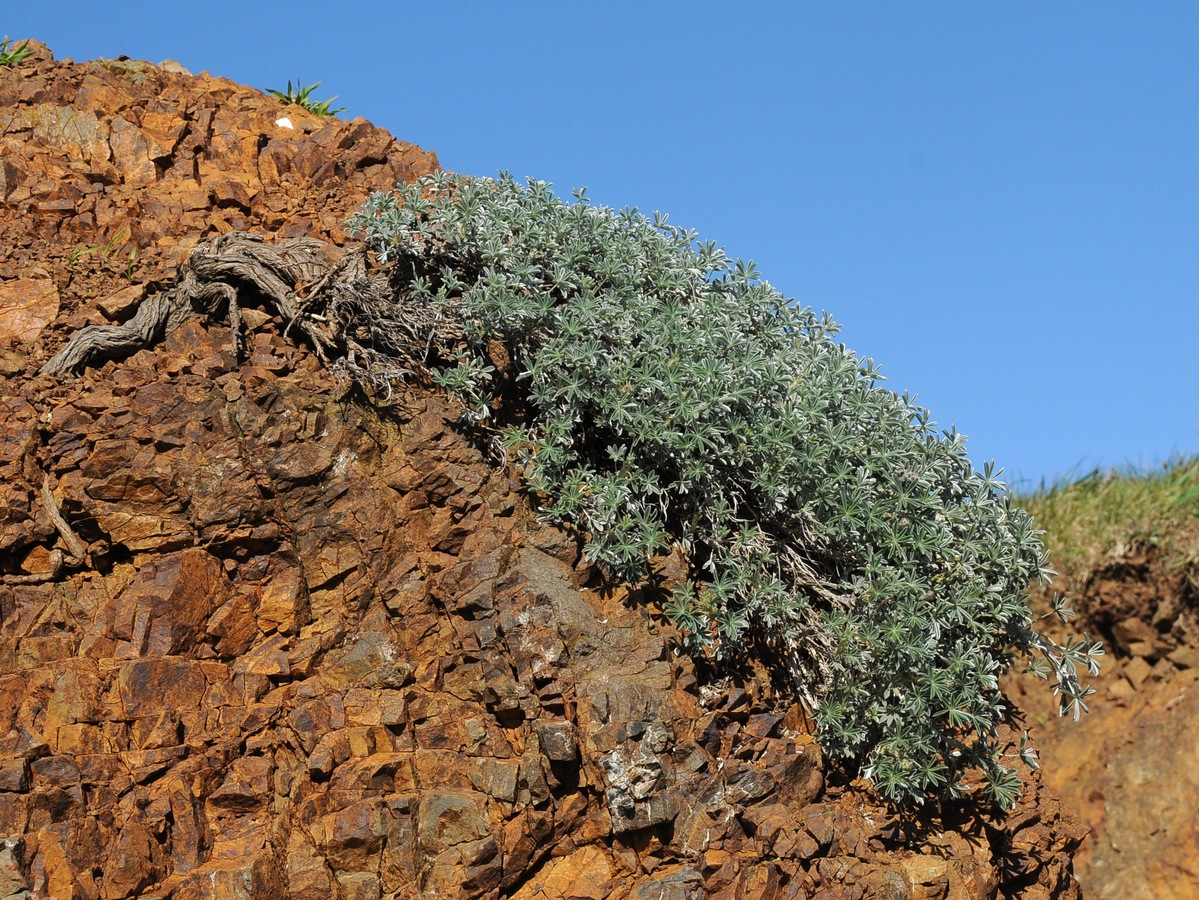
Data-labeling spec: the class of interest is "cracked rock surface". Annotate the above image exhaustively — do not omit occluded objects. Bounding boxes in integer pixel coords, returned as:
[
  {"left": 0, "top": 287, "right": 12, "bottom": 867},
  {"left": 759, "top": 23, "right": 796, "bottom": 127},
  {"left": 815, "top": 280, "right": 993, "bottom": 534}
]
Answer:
[{"left": 0, "top": 40, "right": 1086, "bottom": 899}]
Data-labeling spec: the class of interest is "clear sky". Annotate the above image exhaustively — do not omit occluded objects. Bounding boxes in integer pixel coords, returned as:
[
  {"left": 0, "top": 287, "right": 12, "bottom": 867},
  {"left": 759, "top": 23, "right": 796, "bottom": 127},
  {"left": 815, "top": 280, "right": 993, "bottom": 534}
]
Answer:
[{"left": 8, "top": 3, "right": 1197, "bottom": 489}]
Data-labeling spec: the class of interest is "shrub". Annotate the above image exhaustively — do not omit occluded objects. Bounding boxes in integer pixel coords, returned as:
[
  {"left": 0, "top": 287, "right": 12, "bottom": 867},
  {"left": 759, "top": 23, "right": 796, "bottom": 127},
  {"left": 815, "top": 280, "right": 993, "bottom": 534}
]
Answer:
[{"left": 349, "top": 171, "right": 1102, "bottom": 807}]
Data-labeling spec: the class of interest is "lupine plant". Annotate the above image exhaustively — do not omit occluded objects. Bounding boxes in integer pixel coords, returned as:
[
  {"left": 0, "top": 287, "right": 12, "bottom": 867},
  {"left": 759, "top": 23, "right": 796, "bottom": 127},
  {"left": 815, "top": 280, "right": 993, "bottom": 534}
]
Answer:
[{"left": 348, "top": 171, "right": 1101, "bottom": 807}]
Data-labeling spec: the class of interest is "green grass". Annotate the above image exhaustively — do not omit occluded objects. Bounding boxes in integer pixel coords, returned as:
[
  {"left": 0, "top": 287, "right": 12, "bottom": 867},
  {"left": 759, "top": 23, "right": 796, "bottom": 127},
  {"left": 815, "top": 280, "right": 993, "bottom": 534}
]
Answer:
[{"left": 1018, "top": 457, "right": 1199, "bottom": 579}]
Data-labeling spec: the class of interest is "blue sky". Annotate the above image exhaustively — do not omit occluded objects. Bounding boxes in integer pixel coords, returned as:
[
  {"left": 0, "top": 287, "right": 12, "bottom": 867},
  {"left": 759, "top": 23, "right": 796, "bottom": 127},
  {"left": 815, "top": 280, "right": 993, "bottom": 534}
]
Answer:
[{"left": 9, "top": 4, "right": 1198, "bottom": 489}]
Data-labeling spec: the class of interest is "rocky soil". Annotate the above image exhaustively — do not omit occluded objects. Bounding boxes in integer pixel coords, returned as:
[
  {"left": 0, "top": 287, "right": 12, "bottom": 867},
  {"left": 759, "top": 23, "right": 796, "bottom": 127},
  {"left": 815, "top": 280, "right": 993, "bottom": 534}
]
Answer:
[
  {"left": 0, "top": 42, "right": 1086, "bottom": 898},
  {"left": 1006, "top": 543, "right": 1199, "bottom": 900}
]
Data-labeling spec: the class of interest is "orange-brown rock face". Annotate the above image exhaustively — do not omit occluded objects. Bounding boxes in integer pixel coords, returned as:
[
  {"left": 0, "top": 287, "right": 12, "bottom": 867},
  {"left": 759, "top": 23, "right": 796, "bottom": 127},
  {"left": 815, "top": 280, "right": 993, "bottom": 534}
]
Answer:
[
  {"left": 0, "top": 41, "right": 1086, "bottom": 899},
  {"left": 1007, "top": 544, "right": 1199, "bottom": 900}
]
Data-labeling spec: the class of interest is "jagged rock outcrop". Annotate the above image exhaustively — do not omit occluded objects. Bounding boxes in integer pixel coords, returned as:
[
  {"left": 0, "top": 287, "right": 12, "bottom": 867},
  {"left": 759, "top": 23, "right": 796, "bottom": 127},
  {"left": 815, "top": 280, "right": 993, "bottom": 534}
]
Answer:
[{"left": 0, "top": 42, "right": 1086, "bottom": 898}]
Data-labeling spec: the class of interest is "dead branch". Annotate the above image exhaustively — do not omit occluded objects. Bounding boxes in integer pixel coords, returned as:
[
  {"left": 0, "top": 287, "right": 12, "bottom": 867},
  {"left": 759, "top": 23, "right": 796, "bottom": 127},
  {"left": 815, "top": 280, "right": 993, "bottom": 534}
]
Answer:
[
  {"left": 0, "top": 550, "right": 65, "bottom": 585},
  {"left": 41, "top": 474, "right": 88, "bottom": 565},
  {"left": 40, "top": 233, "right": 340, "bottom": 376},
  {"left": 0, "top": 478, "right": 84, "bottom": 585},
  {"left": 40, "top": 289, "right": 195, "bottom": 376},
  {"left": 39, "top": 230, "right": 460, "bottom": 409}
]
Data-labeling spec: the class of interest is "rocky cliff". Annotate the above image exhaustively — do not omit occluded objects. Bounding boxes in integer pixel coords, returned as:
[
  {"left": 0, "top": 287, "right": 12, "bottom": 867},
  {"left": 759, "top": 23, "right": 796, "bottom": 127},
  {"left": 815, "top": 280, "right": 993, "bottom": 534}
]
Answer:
[{"left": 0, "top": 42, "right": 1085, "bottom": 899}]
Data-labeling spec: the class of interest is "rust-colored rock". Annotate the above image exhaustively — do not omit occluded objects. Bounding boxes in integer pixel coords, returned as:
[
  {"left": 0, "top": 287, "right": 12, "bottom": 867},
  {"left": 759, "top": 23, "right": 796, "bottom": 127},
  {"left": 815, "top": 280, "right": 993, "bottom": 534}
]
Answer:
[
  {"left": 0, "top": 39, "right": 436, "bottom": 371},
  {"left": 0, "top": 39, "right": 1086, "bottom": 899},
  {"left": 0, "top": 279, "right": 59, "bottom": 344},
  {"left": 1007, "top": 540, "right": 1199, "bottom": 899}
]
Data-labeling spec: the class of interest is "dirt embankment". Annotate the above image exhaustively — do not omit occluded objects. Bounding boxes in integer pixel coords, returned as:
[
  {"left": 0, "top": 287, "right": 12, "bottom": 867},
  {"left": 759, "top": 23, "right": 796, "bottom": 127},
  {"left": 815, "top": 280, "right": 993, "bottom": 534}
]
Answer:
[
  {"left": 0, "top": 41, "right": 1085, "bottom": 898},
  {"left": 1007, "top": 540, "right": 1199, "bottom": 900}
]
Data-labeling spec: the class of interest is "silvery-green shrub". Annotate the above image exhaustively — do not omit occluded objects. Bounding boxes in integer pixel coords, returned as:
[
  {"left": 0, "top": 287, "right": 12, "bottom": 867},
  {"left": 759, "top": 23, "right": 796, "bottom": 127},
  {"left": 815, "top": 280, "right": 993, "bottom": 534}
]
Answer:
[{"left": 349, "top": 171, "right": 1101, "bottom": 807}]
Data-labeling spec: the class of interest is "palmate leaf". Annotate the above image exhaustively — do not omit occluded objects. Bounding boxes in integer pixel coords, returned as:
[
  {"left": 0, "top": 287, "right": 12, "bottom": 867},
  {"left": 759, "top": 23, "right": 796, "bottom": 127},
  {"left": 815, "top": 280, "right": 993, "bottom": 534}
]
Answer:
[{"left": 982, "top": 763, "right": 1023, "bottom": 811}]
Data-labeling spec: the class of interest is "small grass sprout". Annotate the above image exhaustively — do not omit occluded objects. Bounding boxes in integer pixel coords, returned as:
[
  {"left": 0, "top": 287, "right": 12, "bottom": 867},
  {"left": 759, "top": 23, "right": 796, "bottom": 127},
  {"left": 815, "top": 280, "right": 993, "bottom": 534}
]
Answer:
[
  {"left": 68, "top": 227, "right": 130, "bottom": 264},
  {"left": 67, "top": 227, "right": 139, "bottom": 279}
]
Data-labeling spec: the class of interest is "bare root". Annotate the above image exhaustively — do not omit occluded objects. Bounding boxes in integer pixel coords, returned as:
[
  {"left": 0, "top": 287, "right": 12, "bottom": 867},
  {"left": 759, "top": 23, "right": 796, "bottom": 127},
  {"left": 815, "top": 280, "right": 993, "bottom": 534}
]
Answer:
[
  {"left": 42, "top": 234, "right": 361, "bottom": 376},
  {"left": 41, "top": 231, "right": 457, "bottom": 387}
]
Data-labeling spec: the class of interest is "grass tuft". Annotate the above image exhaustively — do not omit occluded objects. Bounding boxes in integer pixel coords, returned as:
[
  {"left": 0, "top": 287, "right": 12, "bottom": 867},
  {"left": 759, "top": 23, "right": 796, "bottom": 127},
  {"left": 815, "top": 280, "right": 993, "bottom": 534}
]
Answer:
[{"left": 1018, "top": 456, "right": 1199, "bottom": 579}]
